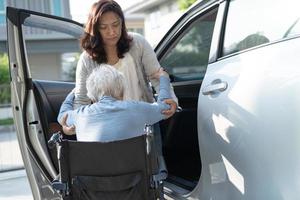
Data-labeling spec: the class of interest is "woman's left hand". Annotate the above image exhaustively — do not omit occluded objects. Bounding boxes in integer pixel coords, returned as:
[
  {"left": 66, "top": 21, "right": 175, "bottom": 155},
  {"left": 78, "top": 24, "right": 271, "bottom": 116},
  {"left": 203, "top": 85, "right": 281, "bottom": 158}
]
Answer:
[
  {"left": 61, "top": 114, "right": 76, "bottom": 135},
  {"left": 162, "top": 99, "right": 177, "bottom": 119},
  {"left": 150, "top": 67, "right": 168, "bottom": 80}
]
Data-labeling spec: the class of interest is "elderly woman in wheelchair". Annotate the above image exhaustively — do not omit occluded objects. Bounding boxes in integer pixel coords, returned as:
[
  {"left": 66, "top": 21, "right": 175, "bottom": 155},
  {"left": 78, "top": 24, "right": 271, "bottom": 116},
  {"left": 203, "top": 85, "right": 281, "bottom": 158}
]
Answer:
[
  {"left": 57, "top": 64, "right": 171, "bottom": 141},
  {"left": 52, "top": 64, "right": 171, "bottom": 200}
]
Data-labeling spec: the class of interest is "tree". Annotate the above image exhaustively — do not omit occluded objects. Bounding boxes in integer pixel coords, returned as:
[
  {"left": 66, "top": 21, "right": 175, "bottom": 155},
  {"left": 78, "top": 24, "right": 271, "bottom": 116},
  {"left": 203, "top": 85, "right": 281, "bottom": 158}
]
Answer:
[{"left": 177, "top": 0, "right": 197, "bottom": 10}]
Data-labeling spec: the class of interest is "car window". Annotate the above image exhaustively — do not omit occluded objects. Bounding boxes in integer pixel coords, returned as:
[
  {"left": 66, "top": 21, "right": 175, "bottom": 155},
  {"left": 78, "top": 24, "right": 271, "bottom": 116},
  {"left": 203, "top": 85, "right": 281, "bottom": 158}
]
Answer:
[
  {"left": 22, "top": 14, "right": 83, "bottom": 81},
  {"left": 222, "top": 0, "right": 300, "bottom": 56},
  {"left": 160, "top": 8, "right": 218, "bottom": 82}
]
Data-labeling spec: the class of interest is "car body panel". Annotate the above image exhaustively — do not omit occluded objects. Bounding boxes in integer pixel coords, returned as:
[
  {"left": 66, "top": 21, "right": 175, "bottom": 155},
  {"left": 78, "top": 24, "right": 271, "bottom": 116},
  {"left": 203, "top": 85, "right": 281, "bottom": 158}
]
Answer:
[{"left": 197, "top": 37, "right": 300, "bottom": 199}]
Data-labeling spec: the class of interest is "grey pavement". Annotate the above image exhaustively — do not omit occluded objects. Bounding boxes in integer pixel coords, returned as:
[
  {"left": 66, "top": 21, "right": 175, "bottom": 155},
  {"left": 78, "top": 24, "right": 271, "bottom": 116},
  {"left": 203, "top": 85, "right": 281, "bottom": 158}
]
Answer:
[
  {"left": 0, "top": 107, "right": 13, "bottom": 120},
  {"left": 0, "top": 169, "right": 33, "bottom": 200},
  {"left": 0, "top": 128, "right": 23, "bottom": 171},
  {"left": 0, "top": 125, "right": 33, "bottom": 200}
]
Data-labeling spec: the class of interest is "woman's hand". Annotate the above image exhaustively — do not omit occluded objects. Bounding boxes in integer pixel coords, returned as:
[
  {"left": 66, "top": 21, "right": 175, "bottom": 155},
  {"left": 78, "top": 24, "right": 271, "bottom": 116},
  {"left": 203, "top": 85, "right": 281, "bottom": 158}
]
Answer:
[
  {"left": 162, "top": 99, "right": 177, "bottom": 119},
  {"left": 150, "top": 67, "right": 168, "bottom": 80},
  {"left": 61, "top": 114, "right": 76, "bottom": 135}
]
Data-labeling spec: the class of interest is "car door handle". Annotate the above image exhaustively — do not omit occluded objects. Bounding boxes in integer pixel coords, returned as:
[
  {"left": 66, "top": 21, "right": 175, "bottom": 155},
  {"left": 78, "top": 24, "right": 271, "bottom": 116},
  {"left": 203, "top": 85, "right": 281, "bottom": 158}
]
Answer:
[{"left": 202, "top": 81, "right": 228, "bottom": 95}]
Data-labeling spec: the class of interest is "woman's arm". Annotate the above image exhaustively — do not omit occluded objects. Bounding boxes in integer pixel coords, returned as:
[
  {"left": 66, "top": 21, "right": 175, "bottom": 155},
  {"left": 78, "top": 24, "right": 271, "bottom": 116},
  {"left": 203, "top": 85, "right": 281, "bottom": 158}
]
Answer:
[
  {"left": 149, "top": 67, "right": 178, "bottom": 118},
  {"left": 150, "top": 68, "right": 171, "bottom": 102},
  {"left": 57, "top": 91, "right": 76, "bottom": 127},
  {"left": 137, "top": 34, "right": 178, "bottom": 114},
  {"left": 135, "top": 72, "right": 172, "bottom": 125},
  {"left": 74, "top": 52, "right": 92, "bottom": 109}
]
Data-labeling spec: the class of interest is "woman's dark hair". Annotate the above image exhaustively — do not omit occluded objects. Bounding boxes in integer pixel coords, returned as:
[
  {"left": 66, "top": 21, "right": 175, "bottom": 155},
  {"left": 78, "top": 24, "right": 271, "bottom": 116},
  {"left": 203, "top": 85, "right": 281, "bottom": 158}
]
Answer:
[{"left": 80, "top": 0, "right": 132, "bottom": 64}]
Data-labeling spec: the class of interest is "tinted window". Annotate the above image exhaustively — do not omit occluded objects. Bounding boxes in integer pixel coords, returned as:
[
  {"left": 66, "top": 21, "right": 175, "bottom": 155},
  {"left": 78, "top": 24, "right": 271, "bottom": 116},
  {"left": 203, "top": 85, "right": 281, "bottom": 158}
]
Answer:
[
  {"left": 160, "top": 8, "right": 217, "bottom": 82},
  {"left": 223, "top": 0, "right": 300, "bottom": 56}
]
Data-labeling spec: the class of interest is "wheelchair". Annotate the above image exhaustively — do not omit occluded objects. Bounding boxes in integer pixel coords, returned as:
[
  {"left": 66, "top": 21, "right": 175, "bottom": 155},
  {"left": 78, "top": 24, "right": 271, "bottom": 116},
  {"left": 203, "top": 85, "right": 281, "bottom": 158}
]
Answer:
[{"left": 48, "top": 125, "right": 167, "bottom": 200}]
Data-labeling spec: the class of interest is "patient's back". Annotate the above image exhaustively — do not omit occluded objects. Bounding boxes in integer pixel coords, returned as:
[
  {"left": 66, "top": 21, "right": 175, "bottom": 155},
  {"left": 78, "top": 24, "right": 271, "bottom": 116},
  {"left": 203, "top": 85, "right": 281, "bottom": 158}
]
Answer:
[{"left": 75, "top": 96, "right": 166, "bottom": 142}]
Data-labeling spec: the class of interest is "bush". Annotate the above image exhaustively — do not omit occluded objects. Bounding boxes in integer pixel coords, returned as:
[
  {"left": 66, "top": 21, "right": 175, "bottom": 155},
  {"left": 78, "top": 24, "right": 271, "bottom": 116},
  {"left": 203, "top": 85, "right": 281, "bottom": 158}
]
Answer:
[
  {"left": 0, "top": 118, "right": 14, "bottom": 126},
  {"left": 0, "top": 54, "right": 9, "bottom": 84},
  {"left": 0, "top": 54, "right": 10, "bottom": 105},
  {"left": 0, "top": 84, "right": 10, "bottom": 105}
]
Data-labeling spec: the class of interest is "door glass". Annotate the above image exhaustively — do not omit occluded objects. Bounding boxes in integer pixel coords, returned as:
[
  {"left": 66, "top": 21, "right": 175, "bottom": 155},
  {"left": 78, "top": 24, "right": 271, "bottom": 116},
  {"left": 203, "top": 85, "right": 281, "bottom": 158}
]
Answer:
[
  {"left": 223, "top": 0, "right": 300, "bottom": 56},
  {"left": 22, "top": 14, "right": 83, "bottom": 81},
  {"left": 160, "top": 8, "right": 217, "bottom": 82}
]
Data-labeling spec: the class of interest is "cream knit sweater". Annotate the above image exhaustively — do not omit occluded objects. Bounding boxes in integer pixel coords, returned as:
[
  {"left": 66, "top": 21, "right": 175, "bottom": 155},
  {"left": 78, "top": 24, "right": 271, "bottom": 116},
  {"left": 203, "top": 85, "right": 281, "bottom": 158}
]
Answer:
[{"left": 74, "top": 32, "right": 178, "bottom": 108}]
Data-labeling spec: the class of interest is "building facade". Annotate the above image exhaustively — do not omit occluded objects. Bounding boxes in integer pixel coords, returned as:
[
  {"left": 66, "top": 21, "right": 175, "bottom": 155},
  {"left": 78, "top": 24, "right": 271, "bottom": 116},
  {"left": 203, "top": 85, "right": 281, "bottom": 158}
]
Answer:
[
  {"left": 125, "top": 0, "right": 183, "bottom": 46},
  {"left": 125, "top": 14, "right": 145, "bottom": 36},
  {"left": 0, "top": 0, "right": 71, "bottom": 51},
  {"left": 0, "top": 0, "right": 78, "bottom": 81}
]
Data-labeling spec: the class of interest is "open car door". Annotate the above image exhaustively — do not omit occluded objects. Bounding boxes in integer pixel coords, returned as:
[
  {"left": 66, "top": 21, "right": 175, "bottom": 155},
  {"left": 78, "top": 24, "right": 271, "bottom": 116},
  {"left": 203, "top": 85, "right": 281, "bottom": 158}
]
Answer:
[
  {"left": 6, "top": 7, "right": 82, "bottom": 199},
  {"left": 154, "top": 1, "right": 224, "bottom": 199}
]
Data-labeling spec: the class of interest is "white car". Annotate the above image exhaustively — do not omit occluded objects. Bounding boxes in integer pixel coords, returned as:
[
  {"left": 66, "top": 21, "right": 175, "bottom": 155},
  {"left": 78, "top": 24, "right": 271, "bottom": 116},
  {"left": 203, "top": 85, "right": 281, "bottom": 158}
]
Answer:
[{"left": 6, "top": 0, "right": 300, "bottom": 199}]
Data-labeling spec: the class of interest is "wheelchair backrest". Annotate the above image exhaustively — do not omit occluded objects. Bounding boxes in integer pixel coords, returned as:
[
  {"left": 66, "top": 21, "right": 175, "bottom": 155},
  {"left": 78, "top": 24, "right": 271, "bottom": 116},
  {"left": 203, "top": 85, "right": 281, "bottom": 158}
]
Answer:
[{"left": 57, "top": 135, "right": 158, "bottom": 200}]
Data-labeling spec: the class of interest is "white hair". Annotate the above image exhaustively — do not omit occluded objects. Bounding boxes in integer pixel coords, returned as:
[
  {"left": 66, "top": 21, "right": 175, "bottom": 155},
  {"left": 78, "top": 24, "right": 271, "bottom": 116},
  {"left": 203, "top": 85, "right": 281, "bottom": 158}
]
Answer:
[{"left": 86, "top": 64, "right": 125, "bottom": 102}]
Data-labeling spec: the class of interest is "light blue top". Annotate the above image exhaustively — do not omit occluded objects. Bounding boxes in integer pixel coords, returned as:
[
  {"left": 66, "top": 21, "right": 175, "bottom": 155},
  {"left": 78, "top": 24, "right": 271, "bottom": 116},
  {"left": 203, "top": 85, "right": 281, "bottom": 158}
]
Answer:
[{"left": 57, "top": 76, "right": 171, "bottom": 142}]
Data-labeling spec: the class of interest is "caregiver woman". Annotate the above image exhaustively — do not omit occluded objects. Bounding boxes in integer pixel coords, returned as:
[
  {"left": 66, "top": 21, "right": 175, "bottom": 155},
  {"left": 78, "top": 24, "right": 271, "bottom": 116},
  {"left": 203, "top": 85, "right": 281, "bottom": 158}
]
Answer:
[{"left": 61, "top": 0, "right": 178, "bottom": 134}]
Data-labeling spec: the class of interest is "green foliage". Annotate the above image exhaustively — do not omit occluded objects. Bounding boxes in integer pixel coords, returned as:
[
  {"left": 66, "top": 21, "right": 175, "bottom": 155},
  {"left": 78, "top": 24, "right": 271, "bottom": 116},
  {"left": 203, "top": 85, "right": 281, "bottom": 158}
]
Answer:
[
  {"left": 0, "top": 54, "right": 11, "bottom": 104},
  {"left": 177, "top": 0, "right": 197, "bottom": 10},
  {"left": 0, "top": 54, "right": 9, "bottom": 84},
  {"left": 0, "top": 84, "right": 10, "bottom": 105},
  {"left": 0, "top": 118, "right": 14, "bottom": 126}
]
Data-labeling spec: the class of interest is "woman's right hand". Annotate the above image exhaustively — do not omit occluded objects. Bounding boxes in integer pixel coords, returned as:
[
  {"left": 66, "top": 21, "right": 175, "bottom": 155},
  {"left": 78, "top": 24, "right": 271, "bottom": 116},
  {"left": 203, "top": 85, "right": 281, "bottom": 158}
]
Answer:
[{"left": 61, "top": 114, "right": 76, "bottom": 135}]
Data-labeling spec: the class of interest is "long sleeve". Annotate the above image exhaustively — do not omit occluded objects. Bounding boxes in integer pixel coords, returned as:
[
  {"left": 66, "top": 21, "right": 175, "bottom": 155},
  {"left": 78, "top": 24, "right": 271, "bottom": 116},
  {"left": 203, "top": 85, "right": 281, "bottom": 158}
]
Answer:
[
  {"left": 152, "top": 80, "right": 178, "bottom": 105},
  {"left": 135, "top": 75, "right": 171, "bottom": 125},
  {"left": 74, "top": 52, "right": 92, "bottom": 109},
  {"left": 57, "top": 92, "right": 76, "bottom": 127},
  {"left": 157, "top": 76, "right": 171, "bottom": 102},
  {"left": 133, "top": 33, "right": 178, "bottom": 104}
]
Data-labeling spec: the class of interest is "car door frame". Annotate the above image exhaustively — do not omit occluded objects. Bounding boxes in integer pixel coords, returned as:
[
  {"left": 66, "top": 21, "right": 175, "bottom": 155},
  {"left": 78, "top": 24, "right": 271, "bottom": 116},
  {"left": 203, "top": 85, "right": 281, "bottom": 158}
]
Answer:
[
  {"left": 154, "top": 0, "right": 228, "bottom": 198},
  {"left": 6, "top": 7, "right": 83, "bottom": 199}
]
